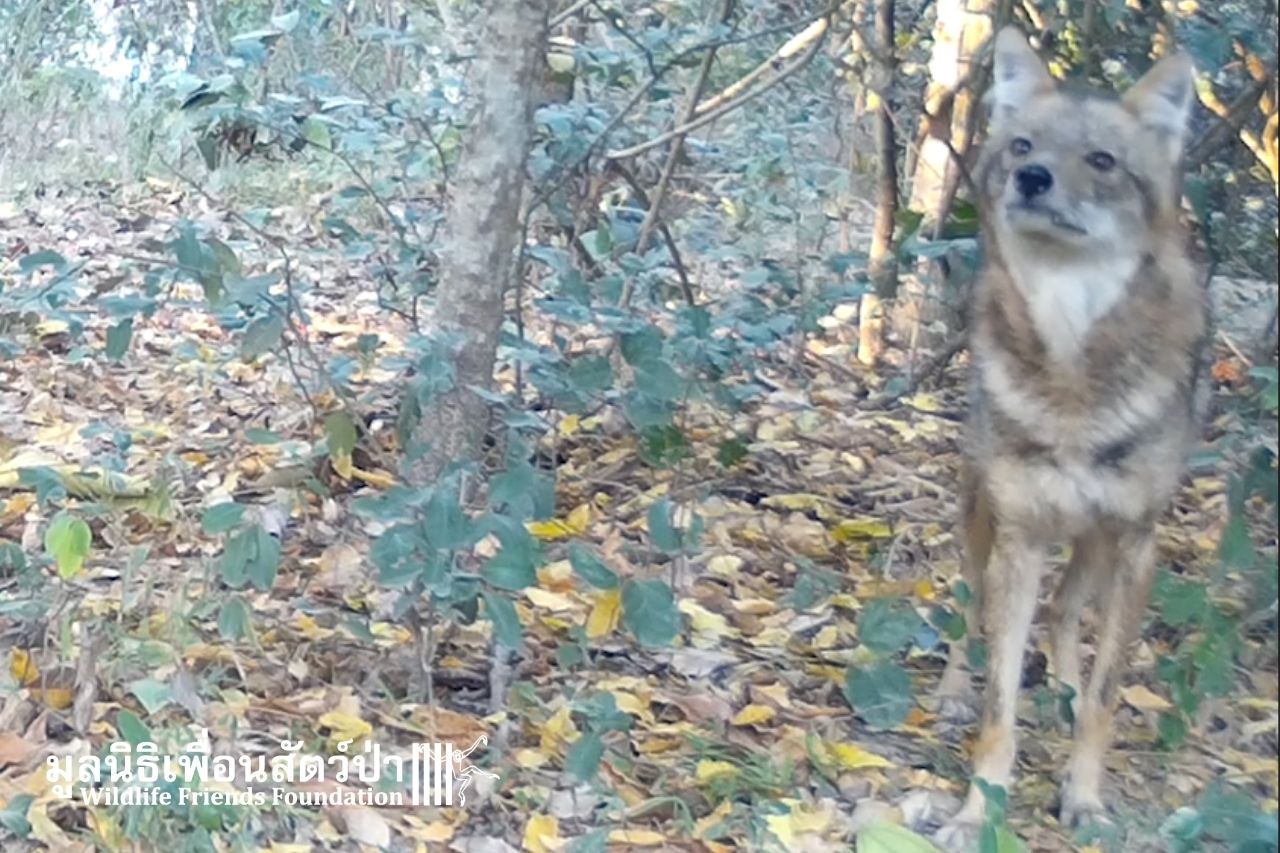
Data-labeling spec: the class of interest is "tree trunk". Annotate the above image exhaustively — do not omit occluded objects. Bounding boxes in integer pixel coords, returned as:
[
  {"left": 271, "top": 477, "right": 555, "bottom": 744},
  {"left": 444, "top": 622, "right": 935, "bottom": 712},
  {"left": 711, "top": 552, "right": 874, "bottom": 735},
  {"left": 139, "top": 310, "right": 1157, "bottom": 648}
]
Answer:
[
  {"left": 408, "top": 0, "right": 550, "bottom": 486},
  {"left": 908, "top": 0, "right": 996, "bottom": 222},
  {"left": 858, "top": 0, "right": 898, "bottom": 366}
]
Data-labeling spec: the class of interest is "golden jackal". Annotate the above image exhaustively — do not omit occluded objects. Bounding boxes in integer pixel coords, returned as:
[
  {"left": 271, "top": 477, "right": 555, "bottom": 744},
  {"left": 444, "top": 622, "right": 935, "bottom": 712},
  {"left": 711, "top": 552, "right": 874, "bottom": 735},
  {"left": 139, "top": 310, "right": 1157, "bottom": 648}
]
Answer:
[{"left": 935, "top": 27, "right": 1206, "bottom": 847}]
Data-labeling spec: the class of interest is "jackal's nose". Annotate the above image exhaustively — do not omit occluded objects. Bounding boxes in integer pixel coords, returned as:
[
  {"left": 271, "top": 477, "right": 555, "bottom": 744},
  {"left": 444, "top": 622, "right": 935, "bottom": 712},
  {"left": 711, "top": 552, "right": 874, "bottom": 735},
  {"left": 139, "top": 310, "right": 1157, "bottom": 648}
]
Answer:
[{"left": 1014, "top": 165, "right": 1053, "bottom": 198}]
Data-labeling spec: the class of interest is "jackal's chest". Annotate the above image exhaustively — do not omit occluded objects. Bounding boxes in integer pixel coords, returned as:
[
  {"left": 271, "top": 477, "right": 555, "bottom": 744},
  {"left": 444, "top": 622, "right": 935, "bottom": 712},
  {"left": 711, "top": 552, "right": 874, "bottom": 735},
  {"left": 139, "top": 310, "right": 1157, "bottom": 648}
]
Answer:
[{"left": 970, "top": 354, "right": 1189, "bottom": 529}]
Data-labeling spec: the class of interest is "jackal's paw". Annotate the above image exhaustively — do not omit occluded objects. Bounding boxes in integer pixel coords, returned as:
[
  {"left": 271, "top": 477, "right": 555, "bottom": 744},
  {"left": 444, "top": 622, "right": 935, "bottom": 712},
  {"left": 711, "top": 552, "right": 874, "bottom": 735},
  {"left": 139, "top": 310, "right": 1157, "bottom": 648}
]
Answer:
[
  {"left": 1057, "top": 784, "right": 1112, "bottom": 832},
  {"left": 933, "top": 818, "right": 981, "bottom": 853}
]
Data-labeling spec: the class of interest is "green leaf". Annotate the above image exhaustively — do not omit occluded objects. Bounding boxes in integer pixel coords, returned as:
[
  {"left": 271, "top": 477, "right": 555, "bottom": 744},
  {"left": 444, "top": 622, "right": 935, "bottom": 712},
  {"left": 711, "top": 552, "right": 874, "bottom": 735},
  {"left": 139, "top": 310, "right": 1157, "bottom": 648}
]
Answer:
[
  {"left": 716, "top": 437, "right": 749, "bottom": 468},
  {"left": 621, "top": 580, "right": 680, "bottom": 647},
  {"left": 325, "top": 411, "right": 358, "bottom": 456},
  {"left": 246, "top": 525, "right": 280, "bottom": 590},
  {"left": 128, "top": 678, "right": 173, "bottom": 715},
  {"left": 423, "top": 488, "right": 471, "bottom": 550},
  {"left": 567, "top": 355, "right": 612, "bottom": 395},
  {"left": 219, "top": 529, "right": 253, "bottom": 587},
  {"left": 1158, "top": 709, "right": 1189, "bottom": 749},
  {"left": 19, "top": 467, "right": 66, "bottom": 506},
  {"left": 639, "top": 424, "right": 689, "bottom": 468},
  {"left": 1218, "top": 507, "right": 1254, "bottom": 570},
  {"left": 1198, "top": 782, "right": 1278, "bottom": 847},
  {"left": 200, "top": 502, "right": 245, "bottom": 535},
  {"left": 482, "top": 590, "right": 523, "bottom": 649},
  {"left": 1153, "top": 573, "right": 1208, "bottom": 626},
  {"left": 1160, "top": 807, "right": 1204, "bottom": 853},
  {"left": 482, "top": 553, "right": 538, "bottom": 590},
  {"left": 0, "top": 794, "right": 33, "bottom": 837},
  {"left": 482, "top": 517, "right": 539, "bottom": 590},
  {"left": 241, "top": 314, "right": 284, "bottom": 359},
  {"left": 978, "top": 823, "right": 1025, "bottom": 853},
  {"left": 105, "top": 318, "right": 133, "bottom": 361},
  {"left": 646, "top": 499, "right": 681, "bottom": 552},
  {"left": 856, "top": 822, "right": 941, "bottom": 853},
  {"left": 301, "top": 116, "right": 332, "bottom": 150},
  {"left": 844, "top": 660, "right": 913, "bottom": 730},
  {"left": 568, "top": 543, "right": 619, "bottom": 590},
  {"left": 620, "top": 326, "right": 663, "bottom": 367},
  {"left": 218, "top": 596, "right": 251, "bottom": 639},
  {"left": 115, "top": 709, "right": 152, "bottom": 746},
  {"left": 565, "top": 732, "right": 604, "bottom": 782},
  {"left": 44, "top": 513, "right": 92, "bottom": 579},
  {"left": 19, "top": 250, "right": 66, "bottom": 274},
  {"left": 622, "top": 391, "right": 674, "bottom": 429},
  {"left": 858, "top": 598, "right": 925, "bottom": 655},
  {"left": 567, "top": 828, "right": 609, "bottom": 853}
]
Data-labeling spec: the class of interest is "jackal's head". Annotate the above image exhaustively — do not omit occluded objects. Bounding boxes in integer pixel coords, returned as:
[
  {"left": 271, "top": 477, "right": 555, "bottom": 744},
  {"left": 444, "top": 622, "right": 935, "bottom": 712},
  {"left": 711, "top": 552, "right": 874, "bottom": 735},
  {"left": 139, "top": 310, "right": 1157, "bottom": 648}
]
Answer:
[{"left": 980, "top": 28, "right": 1195, "bottom": 256}]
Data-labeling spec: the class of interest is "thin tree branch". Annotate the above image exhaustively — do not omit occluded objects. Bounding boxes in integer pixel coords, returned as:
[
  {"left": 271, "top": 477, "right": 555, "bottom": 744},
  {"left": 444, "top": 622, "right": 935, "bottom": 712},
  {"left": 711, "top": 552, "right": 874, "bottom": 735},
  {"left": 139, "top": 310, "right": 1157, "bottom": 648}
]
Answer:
[
  {"left": 606, "top": 23, "right": 829, "bottom": 161},
  {"left": 609, "top": 161, "right": 696, "bottom": 306}
]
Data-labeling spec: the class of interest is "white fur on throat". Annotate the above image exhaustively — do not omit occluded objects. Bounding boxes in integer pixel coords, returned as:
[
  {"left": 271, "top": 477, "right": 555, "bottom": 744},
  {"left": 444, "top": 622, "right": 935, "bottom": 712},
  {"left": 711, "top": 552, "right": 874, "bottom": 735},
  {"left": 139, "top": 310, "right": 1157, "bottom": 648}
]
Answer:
[{"left": 998, "top": 232, "right": 1139, "bottom": 364}]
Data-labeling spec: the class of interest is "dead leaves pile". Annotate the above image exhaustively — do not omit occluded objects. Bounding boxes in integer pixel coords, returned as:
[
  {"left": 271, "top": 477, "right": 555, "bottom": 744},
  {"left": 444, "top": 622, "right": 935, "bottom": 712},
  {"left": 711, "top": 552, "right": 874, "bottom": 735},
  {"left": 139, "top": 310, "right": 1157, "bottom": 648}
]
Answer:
[{"left": 0, "top": 188, "right": 1274, "bottom": 853}]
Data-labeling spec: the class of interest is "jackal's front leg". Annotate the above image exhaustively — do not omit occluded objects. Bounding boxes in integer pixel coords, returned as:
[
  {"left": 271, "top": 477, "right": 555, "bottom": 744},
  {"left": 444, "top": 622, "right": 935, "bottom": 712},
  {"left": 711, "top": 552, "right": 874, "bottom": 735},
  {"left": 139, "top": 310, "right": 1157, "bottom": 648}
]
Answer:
[
  {"left": 938, "top": 527, "right": 1045, "bottom": 847},
  {"left": 1058, "top": 525, "right": 1157, "bottom": 829},
  {"left": 936, "top": 473, "right": 995, "bottom": 723}
]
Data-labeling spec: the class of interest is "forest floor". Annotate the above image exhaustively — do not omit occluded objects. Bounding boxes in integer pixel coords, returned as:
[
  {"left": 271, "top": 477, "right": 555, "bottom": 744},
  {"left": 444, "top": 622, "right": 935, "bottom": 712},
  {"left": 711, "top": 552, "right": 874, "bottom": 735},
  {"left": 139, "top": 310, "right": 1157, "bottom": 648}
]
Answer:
[{"left": 0, "top": 183, "right": 1275, "bottom": 852}]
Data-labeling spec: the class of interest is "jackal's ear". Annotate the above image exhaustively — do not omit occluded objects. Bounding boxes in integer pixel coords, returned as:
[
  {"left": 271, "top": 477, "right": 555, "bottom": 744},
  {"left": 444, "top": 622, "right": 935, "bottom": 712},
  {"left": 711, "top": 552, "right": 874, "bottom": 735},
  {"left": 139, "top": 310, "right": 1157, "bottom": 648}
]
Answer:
[
  {"left": 987, "top": 27, "right": 1054, "bottom": 124},
  {"left": 1124, "top": 52, "right": 1196, "bottom": 160}
]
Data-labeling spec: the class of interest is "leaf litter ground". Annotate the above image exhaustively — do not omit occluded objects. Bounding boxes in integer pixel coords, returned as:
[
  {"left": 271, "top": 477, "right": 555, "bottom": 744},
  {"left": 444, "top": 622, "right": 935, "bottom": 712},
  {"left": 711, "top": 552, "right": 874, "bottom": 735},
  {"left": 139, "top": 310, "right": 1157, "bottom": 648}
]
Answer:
[{"left": 0, "top": 184, "right": 1274, "bottom": 853}]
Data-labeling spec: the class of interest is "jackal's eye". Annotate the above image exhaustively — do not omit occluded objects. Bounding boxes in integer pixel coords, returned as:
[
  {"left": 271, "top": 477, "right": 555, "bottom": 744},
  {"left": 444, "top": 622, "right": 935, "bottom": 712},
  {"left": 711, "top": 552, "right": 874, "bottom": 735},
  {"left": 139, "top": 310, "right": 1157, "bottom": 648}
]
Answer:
[
  {"left": 1009, "top": 137, "right": 1033, "bottom": 156},
  {"left": 1086, "top": 151, "right": 1116, "bottom": 171}
]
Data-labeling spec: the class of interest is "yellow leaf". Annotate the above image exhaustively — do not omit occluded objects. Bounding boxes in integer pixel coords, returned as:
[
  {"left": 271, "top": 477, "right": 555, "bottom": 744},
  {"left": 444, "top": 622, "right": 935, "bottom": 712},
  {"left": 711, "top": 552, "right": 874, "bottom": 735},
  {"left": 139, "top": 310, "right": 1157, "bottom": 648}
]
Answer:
[
  {"left": 694, "top": 801, "right": 734, "bottom": 839},
  {"left": 609, "top": 690, "right": 651, "bottom": 721},
  {"left": 913, "top": 579, "right": 937, "bottom": 601},
  {"left": 811, "top": 625, "right": 839, "bottom": 649},
  {"left": 706, "top": 554, "right": 744, "bottom": 576},
  {"left": 680, "top": 601, "right": 735, "bottom": 638},
  {"left": 905, "top": 392, "right": 943, "bottom": 412},
  {"left": 1120, "top": 685, "right": 1173, "bottom": 712},
  {"left": 764, "top": 812, "right": 796, "bottom": 848},
  {"left": 558, "top": 414, "right": 581, "bottom": 436},
  {"left": 538, "top": 559, "right": 574, "bottom": 588},
  {"left": 526, "top": 503, "right": 591, "bottom": 541},
  {"left": 30, "top": 687, "right": 73, "bottom": 711},
  {"left": 586, "top": 589, "right": 621, "bottom": 639},
  {"left": 761, "top": 493, "right": 834, "bottom": 519},
  {"left": 695, "top": 759, "right": 738, "bottom": 784},
  {"left": 10, "top": 649, "right": 38, "bottom": 686},
  {"left": 547, "top": 52, "right": 575, "bottom": 74},
  {"left": 540, "top": 706, "right": 578, "bottom": 752},
  {"left": 832, "top": 517, "right": 893, "bottom": 542},
  {"left": 514, "top": 748, "right": 550, "bottom": 769},
  {"left": 350, "top": 467, "right": 397, "bottom": 489},
  {"left": 636, "top": 737, "right": 682, "bottom": 754},
  {"left": 331, "top": 448, "right": 353, "bottom": 480},
  {"left": 826, "top": 741, "right": 894, "bottom": 770},
  {"left": 607, "top": 829, "right": 666, "bottom": 846},
  {"left": 294, "top": 614, "right": 333, "bottom": 640},
  {"left": 525, "top": 588, "right": 578, "bottom": 612},
  {"left": 317, "top": 711, "right": 373, "bottom": 747},
  {"left": 731, "top": 704, "right": 777, "bottom": 726},
  {"left": 410, "top": 821, "right": 455, "bottom": 843},
  {"left": 787, "top": 800, "right": 835, "bottom": 833},
  {"left": 522, "top": 815, "right": 561, "bottom": 853},
  {"left": 565, "top": 502, "right": 591, "bottom": 531},
  {"left": 754, "top": 682, "right": 792, "bottom": 708}
]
